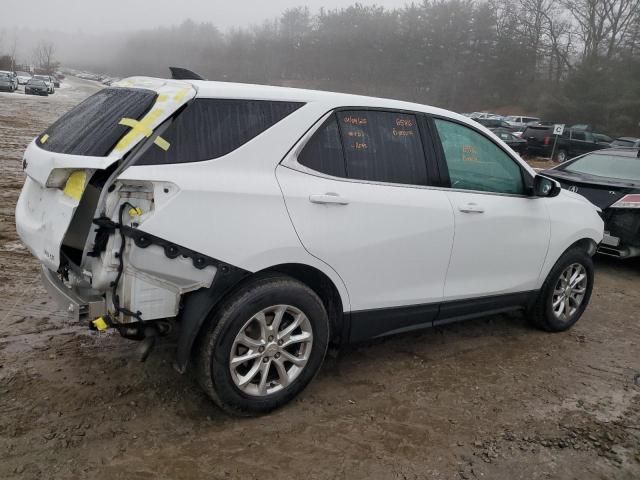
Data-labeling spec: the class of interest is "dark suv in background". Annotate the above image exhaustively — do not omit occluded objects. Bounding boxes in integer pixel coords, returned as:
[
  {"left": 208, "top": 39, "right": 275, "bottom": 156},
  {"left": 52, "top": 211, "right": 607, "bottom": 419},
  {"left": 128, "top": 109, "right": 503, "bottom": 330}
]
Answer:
[{"left": 523, "top": 125, "right": 609, "bottom": 162}]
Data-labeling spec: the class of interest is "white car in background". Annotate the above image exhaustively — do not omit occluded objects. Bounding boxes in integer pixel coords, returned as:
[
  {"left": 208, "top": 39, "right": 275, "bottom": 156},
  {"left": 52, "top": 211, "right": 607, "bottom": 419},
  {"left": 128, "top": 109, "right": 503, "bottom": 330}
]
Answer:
[
  {"left": 16, "top": 76, "right": 603, "bottom": 415},
  {"left": 16, "top": 71, "right": 32, "bottom": 85},
  {"left": 470, "top": 112, "right": 503, "bottom": 120},
  {"left": 505, "top": 115, "right": 541, "bottom": 130},
  {"left": 32, "top": 75, "right": 55, "bottom": 94}
]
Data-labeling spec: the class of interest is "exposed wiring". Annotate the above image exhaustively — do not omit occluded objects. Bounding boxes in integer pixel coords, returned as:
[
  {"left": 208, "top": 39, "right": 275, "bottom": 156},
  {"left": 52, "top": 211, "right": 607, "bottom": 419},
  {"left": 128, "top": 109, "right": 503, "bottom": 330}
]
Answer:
[{"left": 110, "top": 201, "right": 143, "bottom": 322}]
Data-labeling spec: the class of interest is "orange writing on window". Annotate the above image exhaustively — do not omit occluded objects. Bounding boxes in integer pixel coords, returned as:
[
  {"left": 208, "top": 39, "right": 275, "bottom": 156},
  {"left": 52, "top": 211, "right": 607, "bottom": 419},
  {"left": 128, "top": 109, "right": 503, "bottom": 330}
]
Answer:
[
  {"left": 395, "top": 118, "right": 414, "bottom": 128},
  {"left": 343, "top": 115, "right": 368, "bottom": 126},
  {"left": 462, "top": 145, "right": 477, "bottom": 162}
]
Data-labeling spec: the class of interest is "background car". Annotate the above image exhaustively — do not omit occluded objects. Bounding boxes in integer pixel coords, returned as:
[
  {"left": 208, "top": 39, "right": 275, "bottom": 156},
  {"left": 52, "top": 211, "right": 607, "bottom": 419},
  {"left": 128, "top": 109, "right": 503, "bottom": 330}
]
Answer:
[
  {"left": 505, "top": 115, "right": 541, "bottom": 130},
  {"left": 541, "top": 147, "right": 640, "bottom": 258},
  {"left": 0, "top": 72, "right": 16, "bottom": 92},
  {"left": 0, "top": 70, "right": 18, "bottom": 91},
  {"left": 594, "top": 133, "right": 613, "bottom": 146},
  {"left": 15, "top": 71, "right": 32, "bottom": 85},
  {"left": 470, "top": 112, "right": 503, "bottom": 120},
  {"left": 611, "top": 137, "right": 640, "bottom": 148},
  {"left": 24, "top": 78, "right": 49, "bottom": 96},
  {"left": 491, "top": 128, "right": 528, "bottom": 154},
  {"left": 32, "top": 75, "right": 55, "bottom": 94},
  {"left": 475, "top": 118, "right": 514, "bottom": 130},
  {"left": 51, "top": 76, "right": 61, "bottom": 88},
  {"left": 522, "top": 125, "right": 608, "bottom": 161}
]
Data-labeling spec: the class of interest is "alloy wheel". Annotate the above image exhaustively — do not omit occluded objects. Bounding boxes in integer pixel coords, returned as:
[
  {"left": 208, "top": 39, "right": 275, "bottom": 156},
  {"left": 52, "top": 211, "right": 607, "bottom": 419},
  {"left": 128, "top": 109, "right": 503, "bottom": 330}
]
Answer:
[
  {"left": 552, "top": 263, "right": 587, "bottom": 322},
  {"left": 229, "top": 305, "right": 313, "bottom": 396}
]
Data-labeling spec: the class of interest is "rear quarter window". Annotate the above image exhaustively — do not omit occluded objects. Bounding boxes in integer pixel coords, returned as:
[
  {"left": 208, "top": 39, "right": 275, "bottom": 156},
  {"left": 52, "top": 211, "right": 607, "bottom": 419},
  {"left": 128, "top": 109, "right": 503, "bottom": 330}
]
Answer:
[
  {"left": 38, "top": 88, "right": 157, "bottom": 156},
  {"left": 137, "top": 99, "right": 304, "bottom": 165}
]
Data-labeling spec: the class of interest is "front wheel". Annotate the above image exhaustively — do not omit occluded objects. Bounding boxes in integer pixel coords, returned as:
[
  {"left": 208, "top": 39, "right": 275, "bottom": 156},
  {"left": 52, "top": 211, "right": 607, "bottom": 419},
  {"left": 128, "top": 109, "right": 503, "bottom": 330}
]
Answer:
[
  {"left": 529, "top": 248, "right": 594, "bottom": 332},
  {"left": 196, "top": 274, "right": 330, "bottom": 416}
]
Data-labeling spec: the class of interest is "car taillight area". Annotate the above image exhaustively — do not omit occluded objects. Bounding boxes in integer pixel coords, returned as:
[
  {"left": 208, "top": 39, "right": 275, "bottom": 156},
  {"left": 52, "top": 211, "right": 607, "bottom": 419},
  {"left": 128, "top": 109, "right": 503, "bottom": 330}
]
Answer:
[{"left": 611, "top": 194, "right": 640, "bottom": 209}]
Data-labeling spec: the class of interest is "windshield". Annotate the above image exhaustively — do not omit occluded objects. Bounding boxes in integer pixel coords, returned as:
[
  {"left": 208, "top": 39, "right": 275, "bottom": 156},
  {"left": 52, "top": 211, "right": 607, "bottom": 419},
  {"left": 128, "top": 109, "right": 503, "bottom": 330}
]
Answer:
[
  {"left": 27, "top": 79, "right": 45, "bottom": 85},
  {"left": 564, "top": 153, "right": 640, "bottom": 182},
  {"left": 612, "top": 139, "right": 637, "bottom": 147},
  {"left": 38, "top": 87, "right": 157, "bottom": 156}
]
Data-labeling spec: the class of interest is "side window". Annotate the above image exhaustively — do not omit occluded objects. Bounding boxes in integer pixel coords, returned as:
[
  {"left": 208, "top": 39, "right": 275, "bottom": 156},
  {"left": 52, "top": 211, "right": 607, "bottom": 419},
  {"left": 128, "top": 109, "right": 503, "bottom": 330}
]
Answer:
[
  {"left": 137, "top": 99, "right": 303, "bottom": 165},
  {"left": 572, "top": 131, "right": 586, "bottom": 141},
  {"left": 297, "top": 115, "right": 346, "bottom": 177},
  {"left": 434, "top": 118, "right": 524, "bottom": 195},
  {"left": 337, "top": 110, "right": 428, "bottom": 186}
]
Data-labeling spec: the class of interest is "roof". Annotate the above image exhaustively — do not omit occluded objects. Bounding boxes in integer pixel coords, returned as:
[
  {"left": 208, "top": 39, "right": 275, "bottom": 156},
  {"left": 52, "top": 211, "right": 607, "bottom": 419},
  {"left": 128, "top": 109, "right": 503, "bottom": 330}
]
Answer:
[
  {"left": 616, "top": 136, "right": 640, "bottom": 142},
  {"left": 187, "top": 79, "right": 469, "bottom": 122}
]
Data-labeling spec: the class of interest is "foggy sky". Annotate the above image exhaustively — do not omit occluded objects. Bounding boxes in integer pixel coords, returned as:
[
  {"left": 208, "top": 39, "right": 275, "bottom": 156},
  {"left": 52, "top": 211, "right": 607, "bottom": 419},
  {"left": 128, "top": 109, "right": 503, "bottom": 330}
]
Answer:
[{"left": 0, "top": 0, "right": 408, "bottom": 33}]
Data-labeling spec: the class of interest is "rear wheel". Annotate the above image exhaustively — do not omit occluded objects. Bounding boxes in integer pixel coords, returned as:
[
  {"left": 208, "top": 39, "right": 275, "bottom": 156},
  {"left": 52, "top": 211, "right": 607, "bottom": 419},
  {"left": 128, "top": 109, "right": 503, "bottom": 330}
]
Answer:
[
  {"left": 529, "top": 248, "right": 594, "bottom": 332},
  {"left": 555, "top": 149, "right": 568, "bottom": 163},
  {"left": 196, "top": 274, "right": 329, "bottom": 416}
]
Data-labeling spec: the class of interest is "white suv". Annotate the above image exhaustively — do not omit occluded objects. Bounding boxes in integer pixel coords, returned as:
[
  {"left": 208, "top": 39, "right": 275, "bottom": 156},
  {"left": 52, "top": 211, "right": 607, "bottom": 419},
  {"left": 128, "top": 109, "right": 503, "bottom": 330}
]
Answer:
[
  {"left": 505, "top": 115, "right": 541, "bottom": 130},
  {"left": 16, "top": 77, "right": 603, "bottom": 415}
]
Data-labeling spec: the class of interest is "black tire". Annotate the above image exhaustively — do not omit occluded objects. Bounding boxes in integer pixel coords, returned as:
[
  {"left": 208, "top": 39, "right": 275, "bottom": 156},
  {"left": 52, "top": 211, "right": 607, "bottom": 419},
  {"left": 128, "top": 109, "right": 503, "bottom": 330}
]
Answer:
[
  {"left": 196, "top": 274, "right": 330, "bottom": 416},
  {"left": 529, "top": 247, "right": 594, "bottom": 332},
  {"left": 555, "top": 149, "right": 568, "bottom": 163}
]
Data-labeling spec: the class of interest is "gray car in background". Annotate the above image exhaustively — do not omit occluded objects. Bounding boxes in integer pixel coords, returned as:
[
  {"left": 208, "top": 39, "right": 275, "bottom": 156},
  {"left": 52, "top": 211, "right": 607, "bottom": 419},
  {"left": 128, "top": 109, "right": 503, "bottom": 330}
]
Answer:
[
  {"left": 24, "top": 78, "right": 49, "bottom": 96},
  {"left": 0, "top": 72, "right": 16, "bottom": 92},
  {"left": 0, "top": 71, "right": 18, "bottom": 92}
]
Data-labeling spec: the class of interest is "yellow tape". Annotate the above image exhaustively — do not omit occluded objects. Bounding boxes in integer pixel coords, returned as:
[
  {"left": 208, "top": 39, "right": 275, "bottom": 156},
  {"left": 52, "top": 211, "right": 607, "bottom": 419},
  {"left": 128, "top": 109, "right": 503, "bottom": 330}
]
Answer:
[
  {"left": 63, "top": 171, "right": 87, "bottom": 201},
  {"left": 157, "top": 94, "right": 168, "bottom": 102},
  {"left": 128, "top": 206, "right": 143, "bottom": 217},
  {"left": 41, "top": 134, "right": 49, "bottom": 144},
  {"left": 92, "top": 317, "right": 108, "bottom": 331},
  {"left": 119, "top": 117, "right": 153, "bottom": 137},
  {"left": 154, "top": 136, "right": 170, "bottom": 151},
  {"left": 173, "top": 88, "right": 189, "bottom": 102},
  {"left": 114, "top": 109, "right": 163, "bottom": 152}
]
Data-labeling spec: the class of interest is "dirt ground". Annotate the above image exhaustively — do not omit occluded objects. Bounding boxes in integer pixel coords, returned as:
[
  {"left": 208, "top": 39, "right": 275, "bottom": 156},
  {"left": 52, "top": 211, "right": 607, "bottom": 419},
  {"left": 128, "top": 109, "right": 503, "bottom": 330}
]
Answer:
[{"left": 0, "top": 78, "right": 639, "bottom": 480}]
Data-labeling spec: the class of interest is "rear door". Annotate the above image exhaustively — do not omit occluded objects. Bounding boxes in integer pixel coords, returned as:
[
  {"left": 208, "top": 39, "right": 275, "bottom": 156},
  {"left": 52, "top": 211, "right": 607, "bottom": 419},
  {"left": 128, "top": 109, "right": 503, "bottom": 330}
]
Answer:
[
  {"left": 430, "top": 117, "right": 550, "bottom": 303},
  {"left": 277, "top": 110, "right": 455, "bottom": 338}
]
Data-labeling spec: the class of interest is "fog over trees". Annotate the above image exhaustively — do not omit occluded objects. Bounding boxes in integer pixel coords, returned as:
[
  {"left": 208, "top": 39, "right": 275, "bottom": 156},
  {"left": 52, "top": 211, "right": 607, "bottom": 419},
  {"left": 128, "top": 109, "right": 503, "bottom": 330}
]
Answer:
[{"left": 2, "top": 0, "right": 639, "bottom": 134}]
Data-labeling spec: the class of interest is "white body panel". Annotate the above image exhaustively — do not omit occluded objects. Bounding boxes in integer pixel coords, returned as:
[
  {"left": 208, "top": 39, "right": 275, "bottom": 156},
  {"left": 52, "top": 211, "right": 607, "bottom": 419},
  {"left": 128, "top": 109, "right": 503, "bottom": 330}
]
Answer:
[
  {"left": 443, "top": 191, "right": 550, "bottom": 299},
  {"left": 276, "top": 166, "right": 455, "bottom": 311},
  {"left": 537, "top": 190, "right": 604, "bottom": 282}
]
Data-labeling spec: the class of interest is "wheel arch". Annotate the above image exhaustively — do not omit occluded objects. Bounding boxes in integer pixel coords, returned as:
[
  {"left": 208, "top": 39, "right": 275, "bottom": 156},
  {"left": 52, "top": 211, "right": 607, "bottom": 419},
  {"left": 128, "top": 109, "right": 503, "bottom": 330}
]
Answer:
[
  {"left": 567, "top": 237, "right": 598, "bottom": 256},
  {"left": 259, "top": 263, "right": 346, "bottom": 345},
  {"left": 175, "top": 262, "right": 347, "bottom": 374}
]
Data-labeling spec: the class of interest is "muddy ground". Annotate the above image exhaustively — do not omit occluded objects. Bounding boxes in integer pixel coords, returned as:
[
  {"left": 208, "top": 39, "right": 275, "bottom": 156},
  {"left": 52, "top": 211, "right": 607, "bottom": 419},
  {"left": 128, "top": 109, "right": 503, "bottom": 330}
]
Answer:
[{"left": 0, "top": 77, "right": 638, "bottom": 480}]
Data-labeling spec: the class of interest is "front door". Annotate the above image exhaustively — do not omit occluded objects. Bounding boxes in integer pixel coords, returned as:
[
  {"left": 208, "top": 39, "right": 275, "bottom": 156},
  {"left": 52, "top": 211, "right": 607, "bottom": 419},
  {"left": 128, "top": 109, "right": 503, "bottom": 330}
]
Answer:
[{"left": 431, "top": 117, "right": 550, "bottom": 301}]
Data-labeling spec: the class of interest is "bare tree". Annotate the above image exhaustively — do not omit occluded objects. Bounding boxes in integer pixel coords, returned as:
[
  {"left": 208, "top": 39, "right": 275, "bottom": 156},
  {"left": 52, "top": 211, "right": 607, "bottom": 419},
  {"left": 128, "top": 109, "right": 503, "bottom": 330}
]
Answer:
[
  {"left": 563, "top": 0, "right": 640, "bottom": 60},
  {"left": 33, "top": 40, "right": 57, "bottom": 73},
  {"left": 603, "top": 0, "right": 640, "bottom": 58}
]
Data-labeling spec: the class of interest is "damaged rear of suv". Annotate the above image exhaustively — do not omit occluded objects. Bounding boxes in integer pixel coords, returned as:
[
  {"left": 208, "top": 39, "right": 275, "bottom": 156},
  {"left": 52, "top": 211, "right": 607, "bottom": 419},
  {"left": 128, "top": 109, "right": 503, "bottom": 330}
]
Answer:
[{"left": 16, "top": 76, "right": 337, "bottom": 414}]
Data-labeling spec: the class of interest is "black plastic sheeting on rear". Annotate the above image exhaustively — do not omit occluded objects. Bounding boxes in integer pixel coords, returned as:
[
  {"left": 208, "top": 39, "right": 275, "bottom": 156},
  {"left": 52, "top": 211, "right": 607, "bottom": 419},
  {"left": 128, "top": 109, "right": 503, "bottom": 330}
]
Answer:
[
  {"left": 38, "top": 88, "right": 157, "bottom": 157},
  {"left": 136, "top": 99, "right": 304, "bottom": 165}
]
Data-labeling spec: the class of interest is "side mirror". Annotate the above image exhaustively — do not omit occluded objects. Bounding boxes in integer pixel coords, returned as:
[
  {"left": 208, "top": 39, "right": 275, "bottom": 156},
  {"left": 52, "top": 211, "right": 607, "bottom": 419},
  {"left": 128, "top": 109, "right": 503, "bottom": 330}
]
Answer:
[{"left": 534, "top": 175, "right": 561, "bottom": 197}]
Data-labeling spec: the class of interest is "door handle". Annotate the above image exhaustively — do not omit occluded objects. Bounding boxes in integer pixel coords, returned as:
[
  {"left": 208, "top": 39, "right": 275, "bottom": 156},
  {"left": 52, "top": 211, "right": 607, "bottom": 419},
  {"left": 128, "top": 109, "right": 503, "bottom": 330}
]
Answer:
[
  {"left": 309, "top": 193, "right": 349, "bottom": 205},
  {"left": 459, "top": 202, "right": 484, "bottom": 213}
]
